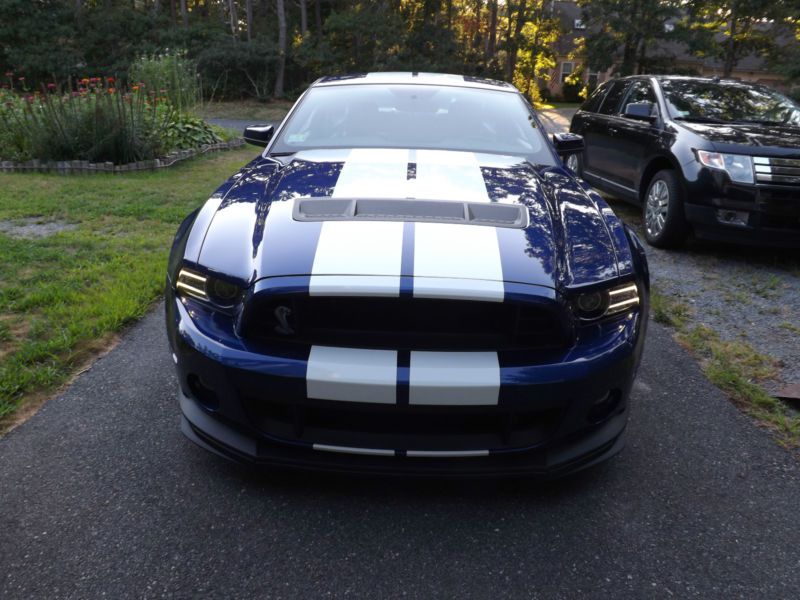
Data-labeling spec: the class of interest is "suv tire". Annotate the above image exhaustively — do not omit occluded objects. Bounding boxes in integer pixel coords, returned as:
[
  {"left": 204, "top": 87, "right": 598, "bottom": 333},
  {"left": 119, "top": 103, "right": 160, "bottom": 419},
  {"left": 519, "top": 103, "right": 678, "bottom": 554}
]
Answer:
[{"left": 643, "top": 169, "right": 689, "bottom": 248}]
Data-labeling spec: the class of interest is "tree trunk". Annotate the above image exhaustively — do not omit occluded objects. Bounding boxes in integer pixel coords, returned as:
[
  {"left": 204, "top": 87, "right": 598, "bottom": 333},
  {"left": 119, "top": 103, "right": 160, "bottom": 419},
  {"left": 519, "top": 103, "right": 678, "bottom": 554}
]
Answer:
[
  {"left": 506, "top": 0, "right": 527, "bottom": 80},
  {"left": 315, "top": 0, "right": 323, "bottom": 38},
  {"left": 228, "top": 0, "right": 239, "bottom": 39},
  {"left": 246, "top": 0, "right": 254, "bottom": 40},
  {"left": 180, "top": 0, "right": 188, "bottom": 27},
  {"left": 300, "top": 0, "right": 308, "bottom": 36},
  {"left": 723, "top": 9, "right": 737, "bottom": 77},
  {"left": 169, "top": 0, "right": 176, "bottom": 23},
  {"left": 274, "top": 0, "right": 287, "bottom": 97},
  {"left": 487, "top": 0, "right": 498, "bottom": 58}
]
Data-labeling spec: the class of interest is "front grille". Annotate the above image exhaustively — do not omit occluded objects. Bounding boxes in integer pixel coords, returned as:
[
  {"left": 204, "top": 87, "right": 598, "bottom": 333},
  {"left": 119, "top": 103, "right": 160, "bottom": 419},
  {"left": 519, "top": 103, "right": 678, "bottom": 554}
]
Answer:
[
  {"left": 241, "top": 395, "right": 565, "bottom": 451},
  {"left": 754, "top": 156, "right": 800, "bottom": 186},
  {"left": 242, "top": 295, "right": 571, "bottom": 352}
]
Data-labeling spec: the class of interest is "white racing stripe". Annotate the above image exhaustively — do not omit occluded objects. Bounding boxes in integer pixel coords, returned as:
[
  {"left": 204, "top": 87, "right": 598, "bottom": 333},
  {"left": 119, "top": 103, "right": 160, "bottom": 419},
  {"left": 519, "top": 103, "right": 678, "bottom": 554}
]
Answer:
[
  {"left": 306, "top": 346, "right": 397, "bottom": 404},
  {"left": 310, "top": 220, "right": 404, "bottom": 296},
  {"left": 332, "top": 148, "right": 410, "bottom": 199},
  {"left": 409, "top": 351, "right": 500, "bottom": 405},
  {"left": 412, "top": 222, "right": 504, "bottom": 301},
  {"left": 415, "top": 150, "right": 490, "bottom": 202}
]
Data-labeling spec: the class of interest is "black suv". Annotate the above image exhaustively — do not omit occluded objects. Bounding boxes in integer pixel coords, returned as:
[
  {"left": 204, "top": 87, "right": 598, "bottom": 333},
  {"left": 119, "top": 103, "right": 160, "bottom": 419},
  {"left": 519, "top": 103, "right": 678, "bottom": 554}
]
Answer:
[{"left": 569, "top": 76, "right": 800, "bottom": 247}]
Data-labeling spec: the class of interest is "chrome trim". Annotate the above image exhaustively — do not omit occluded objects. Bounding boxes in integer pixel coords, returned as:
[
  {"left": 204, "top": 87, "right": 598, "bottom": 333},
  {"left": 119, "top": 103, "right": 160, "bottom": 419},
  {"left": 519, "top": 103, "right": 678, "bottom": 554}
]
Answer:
[
  {"left": 582, "top": 170, "right": 638, "bottom": 193},
  {"left": 312, "top": 444, "right": 396, "bottom": 457},
  {"left": 406, "top": 449, "right": 490, "bottom": 457}
]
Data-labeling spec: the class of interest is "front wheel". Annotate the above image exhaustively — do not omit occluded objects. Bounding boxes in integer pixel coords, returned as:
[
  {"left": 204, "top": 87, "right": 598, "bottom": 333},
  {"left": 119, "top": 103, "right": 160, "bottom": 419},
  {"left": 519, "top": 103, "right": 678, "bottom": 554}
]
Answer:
[{"left": 643, "top": 170, "right": 689, "bottom": 248}]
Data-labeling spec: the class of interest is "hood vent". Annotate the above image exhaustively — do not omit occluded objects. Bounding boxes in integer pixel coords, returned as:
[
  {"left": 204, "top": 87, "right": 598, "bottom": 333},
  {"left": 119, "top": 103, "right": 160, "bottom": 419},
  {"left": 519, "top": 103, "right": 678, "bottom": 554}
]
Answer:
[{"left": 293, "top": 197, "right": 528, "bottom": 229}]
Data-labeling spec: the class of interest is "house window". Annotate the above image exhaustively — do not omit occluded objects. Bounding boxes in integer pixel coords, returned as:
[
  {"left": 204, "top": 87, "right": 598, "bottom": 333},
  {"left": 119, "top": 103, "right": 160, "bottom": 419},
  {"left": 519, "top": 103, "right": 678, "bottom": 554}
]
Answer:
[
  {"left": 574, "top": 19, "right": 586, "bottom": 30},
  {"left": 560, "top": 61, "right": 575, "bottom": 84},
  {"left": 587, "top": 70, "right": 600, "bottom": 90}
]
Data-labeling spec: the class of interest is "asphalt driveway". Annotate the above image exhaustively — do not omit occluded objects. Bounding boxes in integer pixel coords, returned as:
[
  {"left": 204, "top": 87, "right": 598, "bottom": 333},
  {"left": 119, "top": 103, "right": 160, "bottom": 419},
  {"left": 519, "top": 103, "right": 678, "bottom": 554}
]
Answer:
[{"left": 2, "top": 305, "right": 799, "bottom": 598}]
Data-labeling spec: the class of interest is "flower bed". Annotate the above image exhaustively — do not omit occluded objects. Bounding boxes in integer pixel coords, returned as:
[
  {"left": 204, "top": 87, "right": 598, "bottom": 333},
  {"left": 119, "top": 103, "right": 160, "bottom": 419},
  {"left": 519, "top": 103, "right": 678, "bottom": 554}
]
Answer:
[{"left": 0, "top": 73, "right": 236, "bottom": 171}]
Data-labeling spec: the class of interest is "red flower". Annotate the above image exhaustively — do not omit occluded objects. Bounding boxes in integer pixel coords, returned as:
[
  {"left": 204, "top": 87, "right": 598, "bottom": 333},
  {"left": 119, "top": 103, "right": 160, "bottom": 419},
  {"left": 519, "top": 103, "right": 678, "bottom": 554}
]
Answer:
[
  {"left": 132, "top": 85, "right": 140, "bottom": 91},
  {"left": 47, "top": 83, "right": 56, "bottom": 90},
  {"left": 4, "top": 71, "right": 12, "bottom": 78},
  {"left": 81, "top": 78, "right": 90, "bottom": 84},
  {"left": 107, "top": 87, "right": 115, "bottom": 94},
  {"left": 107, "top": 76, "right": 115, "bottom": 83},
  {"left": 18, "top": 76, "right": 25, "bottom": 81}
]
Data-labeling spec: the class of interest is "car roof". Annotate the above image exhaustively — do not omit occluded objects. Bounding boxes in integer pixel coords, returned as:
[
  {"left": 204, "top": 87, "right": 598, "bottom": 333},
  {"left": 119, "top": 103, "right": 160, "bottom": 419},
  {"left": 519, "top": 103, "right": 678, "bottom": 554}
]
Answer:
[
  {"left": 613, "top": 74, "right": 750, "bottom": 86},
  {"left": 312, "top": 72, "right": 518, "bottom": 92}
]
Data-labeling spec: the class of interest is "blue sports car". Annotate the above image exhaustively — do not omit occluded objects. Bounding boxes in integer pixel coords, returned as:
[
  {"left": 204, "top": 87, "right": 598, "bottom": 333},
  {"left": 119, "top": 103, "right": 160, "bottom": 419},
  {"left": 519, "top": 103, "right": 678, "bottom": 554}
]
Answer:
[{"left": 166, "top": 73, "right": 649, "bottom": 477}]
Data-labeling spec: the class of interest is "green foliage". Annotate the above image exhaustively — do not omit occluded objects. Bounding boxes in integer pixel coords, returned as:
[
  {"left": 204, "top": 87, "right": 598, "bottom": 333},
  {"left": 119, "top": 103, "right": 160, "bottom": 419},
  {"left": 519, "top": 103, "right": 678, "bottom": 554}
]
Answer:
[
  {"left": 162, "top": 112, "right": 223, "bottom": 151},
  {"left": 130, "top": 53, "right": 200, "bottom": 112},
  {"left": 0, "top": 82, "right": 220, "bottom": 164},
  {"left": 578, "top": 0, "right": 681, "bottom": 76},
  {"left": 0, "top": 86, "right": 169, "bottom": 164}
]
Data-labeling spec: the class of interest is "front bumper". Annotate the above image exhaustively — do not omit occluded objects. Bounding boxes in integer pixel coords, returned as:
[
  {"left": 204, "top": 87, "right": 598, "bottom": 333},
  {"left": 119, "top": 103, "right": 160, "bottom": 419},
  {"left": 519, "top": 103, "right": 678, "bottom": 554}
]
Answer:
[
  {"left": 168, "top": 292, "right": 646, "bottom": 478},
  {"left": 683, "top": 165, "right": 800, "bottom": 246}
]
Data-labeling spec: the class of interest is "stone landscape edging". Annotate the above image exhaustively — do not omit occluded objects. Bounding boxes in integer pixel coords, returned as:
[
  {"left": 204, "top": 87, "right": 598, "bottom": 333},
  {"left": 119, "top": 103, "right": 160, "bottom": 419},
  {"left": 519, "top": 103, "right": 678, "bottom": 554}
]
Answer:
[{"left": 0, "top": 139, "right": 245, "bottom": 175}]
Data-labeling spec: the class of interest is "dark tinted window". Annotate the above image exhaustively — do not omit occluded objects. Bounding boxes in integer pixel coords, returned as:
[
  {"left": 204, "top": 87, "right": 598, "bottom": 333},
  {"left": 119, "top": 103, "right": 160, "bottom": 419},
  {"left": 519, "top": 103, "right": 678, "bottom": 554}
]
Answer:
[
  {"left": 660, "top": 79, "right": 800, "bottom": 125},
  {"left": 272, "top": 84, "right": 553, "bottom": 163},
  {"left": 580, "top": 81, "right": 610, "bottom": 113},
  {"left": 597, "top": 81, "right": 629, "bottom": 115}
]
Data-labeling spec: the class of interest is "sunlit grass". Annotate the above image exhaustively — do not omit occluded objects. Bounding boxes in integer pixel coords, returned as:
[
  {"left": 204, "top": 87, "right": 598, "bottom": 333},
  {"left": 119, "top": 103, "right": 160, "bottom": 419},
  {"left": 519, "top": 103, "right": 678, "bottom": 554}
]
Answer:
[{"left": 0, "top": 146, "right": 257, "bottom": 427}]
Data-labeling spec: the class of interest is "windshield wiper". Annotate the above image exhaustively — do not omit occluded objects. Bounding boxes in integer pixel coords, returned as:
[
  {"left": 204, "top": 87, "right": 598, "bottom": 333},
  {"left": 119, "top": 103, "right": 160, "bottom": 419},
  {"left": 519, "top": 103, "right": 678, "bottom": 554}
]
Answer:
[{"left": 672, "top": 116, "right": 728, "bottom": 124}]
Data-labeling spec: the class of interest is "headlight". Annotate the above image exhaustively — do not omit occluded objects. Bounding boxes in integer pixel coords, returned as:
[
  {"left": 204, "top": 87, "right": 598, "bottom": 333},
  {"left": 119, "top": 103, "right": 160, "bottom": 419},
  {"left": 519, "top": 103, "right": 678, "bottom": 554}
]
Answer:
[
  {"left": 696, "top": 150, "right": 754, "bottom": 184},
  {"left": 176, "top": 267, "right": 242, "bottom": 307},
  {"left": 574, "top": 282, "right": 639, "bottom": 321}
]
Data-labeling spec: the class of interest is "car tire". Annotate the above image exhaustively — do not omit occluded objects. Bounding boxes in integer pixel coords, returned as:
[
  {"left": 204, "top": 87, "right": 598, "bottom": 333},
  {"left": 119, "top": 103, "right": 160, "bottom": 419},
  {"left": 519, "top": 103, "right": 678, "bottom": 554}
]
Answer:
[
  {"left": 565, "top": 152, "right": 583, "bottom": 177},
  {"left": 642, "top": 169, "right": 689, "bottom": 248}
]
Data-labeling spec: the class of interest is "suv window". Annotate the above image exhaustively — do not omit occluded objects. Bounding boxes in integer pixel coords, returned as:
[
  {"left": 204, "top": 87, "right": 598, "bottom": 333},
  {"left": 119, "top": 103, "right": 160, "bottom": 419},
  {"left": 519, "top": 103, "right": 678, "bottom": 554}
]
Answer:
[
  {"left": 623, "top": 80, "right": 657, "bottom": 113},
  {"left": 580, "top": 82, "right": 610, "bottom": 113},
  {"left": 597, "top": 81, "right": 629, "bottom": 115}
]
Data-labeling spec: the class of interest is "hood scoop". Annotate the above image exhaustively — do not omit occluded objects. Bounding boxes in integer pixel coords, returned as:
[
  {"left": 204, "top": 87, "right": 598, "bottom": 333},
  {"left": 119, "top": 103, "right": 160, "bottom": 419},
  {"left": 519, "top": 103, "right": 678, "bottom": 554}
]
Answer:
[{"left": 293, "top": 197, "right": 528, "bottom": 229}]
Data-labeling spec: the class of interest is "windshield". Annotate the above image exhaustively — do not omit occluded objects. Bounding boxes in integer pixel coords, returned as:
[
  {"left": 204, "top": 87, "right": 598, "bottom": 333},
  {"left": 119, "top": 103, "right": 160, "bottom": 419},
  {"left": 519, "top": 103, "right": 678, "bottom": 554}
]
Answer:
[
  {"left": 271, "top": 84, "right": 553, "bottom": 164},
  {"left": 660, "top": 79, "right": 800, "bottom": 126}
]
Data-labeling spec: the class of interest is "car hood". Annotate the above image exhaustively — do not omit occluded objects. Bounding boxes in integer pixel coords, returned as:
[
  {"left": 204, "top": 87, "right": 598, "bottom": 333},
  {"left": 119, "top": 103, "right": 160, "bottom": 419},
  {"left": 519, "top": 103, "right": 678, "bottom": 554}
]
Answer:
[
  {"left": 677, "top": 121, "right": 800, "bottom": 154},
  {"left": 195, "top": 148, "right": 620, "bottom": 294}
]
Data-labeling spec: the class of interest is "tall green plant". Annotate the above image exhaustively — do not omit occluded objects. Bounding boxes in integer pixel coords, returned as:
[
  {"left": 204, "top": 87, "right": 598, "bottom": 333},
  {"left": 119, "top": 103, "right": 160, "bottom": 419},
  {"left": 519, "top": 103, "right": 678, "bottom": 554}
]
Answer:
[{"left": 129, "top": 53, "right": 200, "bottom": 112}]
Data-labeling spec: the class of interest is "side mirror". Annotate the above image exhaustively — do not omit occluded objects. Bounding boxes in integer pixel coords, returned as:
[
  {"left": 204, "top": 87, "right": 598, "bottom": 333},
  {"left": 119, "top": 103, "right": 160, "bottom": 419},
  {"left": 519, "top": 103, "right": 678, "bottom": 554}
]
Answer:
[
  {"left": 623, "top": 102, "right": 656, "bottom": 121},
  {"left": 552, "top": 132, "right": 585, "bottom": 157},
  {"left": 243, "top": 125, "right": 274, "bottom": 147}
]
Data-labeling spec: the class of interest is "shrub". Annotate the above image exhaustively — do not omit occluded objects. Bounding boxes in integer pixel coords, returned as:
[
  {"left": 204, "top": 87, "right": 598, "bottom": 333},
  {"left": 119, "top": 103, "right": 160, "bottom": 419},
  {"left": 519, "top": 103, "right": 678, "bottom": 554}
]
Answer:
[
  {"left": 0, "top": 79, "right": 221, "bottom": 164},
  {"left": 129, "top": 52, "right": 200, "bottom": 112}
]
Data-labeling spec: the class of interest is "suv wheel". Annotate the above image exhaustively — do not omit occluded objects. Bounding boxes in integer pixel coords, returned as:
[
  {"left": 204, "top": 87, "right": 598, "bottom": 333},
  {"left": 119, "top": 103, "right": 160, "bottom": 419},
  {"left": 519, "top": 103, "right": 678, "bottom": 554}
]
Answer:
[
  {"left": 643, "top": 170, "right": 688, "bottom": 248},
  {"left": 565, "top": 153, "right": 582, "bottom": 177}
]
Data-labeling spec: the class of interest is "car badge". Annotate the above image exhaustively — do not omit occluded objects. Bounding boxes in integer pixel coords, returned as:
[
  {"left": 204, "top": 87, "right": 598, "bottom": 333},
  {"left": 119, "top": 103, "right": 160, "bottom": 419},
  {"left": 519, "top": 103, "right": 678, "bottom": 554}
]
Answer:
[{"left": 274, "top": 305, "right": 295, "bottom": 335}]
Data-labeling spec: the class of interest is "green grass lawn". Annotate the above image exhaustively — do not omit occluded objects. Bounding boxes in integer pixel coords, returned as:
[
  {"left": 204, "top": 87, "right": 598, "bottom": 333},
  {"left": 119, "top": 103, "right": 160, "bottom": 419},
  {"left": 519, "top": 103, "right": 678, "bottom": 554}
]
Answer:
[{"left": 0, "top": 146, "right": 257, "bottom": 428}]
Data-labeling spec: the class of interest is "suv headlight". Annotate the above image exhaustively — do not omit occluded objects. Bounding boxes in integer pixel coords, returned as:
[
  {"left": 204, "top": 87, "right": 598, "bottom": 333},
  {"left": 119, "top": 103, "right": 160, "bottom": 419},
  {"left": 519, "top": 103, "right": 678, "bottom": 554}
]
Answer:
[
  {"left": 574, "top": 282, "right": 639, "bottom": 321},
  {"left": 176, "top": 267, "right": 242, "bottom": 307},
  {"left": 696, "top": 150, "right": 754, "bottom": 184}
]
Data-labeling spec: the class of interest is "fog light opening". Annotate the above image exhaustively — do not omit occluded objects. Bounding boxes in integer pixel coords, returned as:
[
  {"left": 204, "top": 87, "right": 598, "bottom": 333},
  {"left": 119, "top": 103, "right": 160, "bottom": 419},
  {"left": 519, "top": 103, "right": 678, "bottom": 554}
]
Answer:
[
  {"left": 587, "top": 390, "right": 622, "bottom": 424},
  {"left": 715, "top": 209, "right": 749, "bottom": 227},
  {"left": 187, "top": 374, "right": 219, "bottom": 411}
]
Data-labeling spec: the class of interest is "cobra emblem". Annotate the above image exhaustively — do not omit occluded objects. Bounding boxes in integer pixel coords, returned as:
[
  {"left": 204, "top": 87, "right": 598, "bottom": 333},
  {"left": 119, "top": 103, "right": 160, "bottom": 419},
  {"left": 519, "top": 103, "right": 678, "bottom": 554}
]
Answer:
[{"left": 273, "top": 305, "right": 295, "bottom": 335}]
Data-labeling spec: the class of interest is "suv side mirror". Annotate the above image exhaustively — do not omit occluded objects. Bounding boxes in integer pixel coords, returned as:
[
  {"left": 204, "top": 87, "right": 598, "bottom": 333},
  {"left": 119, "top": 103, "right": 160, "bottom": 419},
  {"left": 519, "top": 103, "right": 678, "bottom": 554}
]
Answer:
[
  {"left": 552, "top": 132, "right": 585, "bottom": 157},
  {"left": 243, "top": 125, "right": 275, "bottom": 147},
  {"left": 623, "top": 102, "right": 656, "bottom": 121}
]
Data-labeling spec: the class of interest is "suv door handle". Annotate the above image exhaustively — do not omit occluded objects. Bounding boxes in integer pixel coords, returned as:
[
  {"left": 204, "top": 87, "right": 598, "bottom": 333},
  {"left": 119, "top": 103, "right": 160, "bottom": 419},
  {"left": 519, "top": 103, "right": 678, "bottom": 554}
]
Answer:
[{"left": 608, "top": 126, "right": 619, "bottom": 136}]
